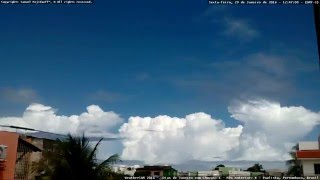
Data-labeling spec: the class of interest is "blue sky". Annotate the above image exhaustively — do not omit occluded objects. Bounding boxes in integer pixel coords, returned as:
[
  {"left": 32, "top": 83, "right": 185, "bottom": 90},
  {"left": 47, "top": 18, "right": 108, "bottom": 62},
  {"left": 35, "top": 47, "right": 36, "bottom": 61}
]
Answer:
[{"left": 0, "top": 1, "right": 319, "bottom": 147}]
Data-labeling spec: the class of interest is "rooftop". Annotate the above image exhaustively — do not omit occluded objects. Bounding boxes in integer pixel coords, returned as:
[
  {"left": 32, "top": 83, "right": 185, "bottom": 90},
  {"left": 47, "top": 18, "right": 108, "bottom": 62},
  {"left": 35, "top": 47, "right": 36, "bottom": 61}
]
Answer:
[{"left": 137, "top": 165, "right": 176, "bottom": 171}]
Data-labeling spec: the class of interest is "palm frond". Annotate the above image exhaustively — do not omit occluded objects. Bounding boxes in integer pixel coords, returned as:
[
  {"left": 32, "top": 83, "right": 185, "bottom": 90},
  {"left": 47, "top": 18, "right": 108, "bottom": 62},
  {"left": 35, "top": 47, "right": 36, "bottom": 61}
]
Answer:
[
  {"left": 88, "top": 138, "right": 103, "bottom": 161},
  {"left": 99, "top": 154, "right": 120, "bottom": 166},
  {"left": 33, "top": 134, "right": 122, "bottom": 180},
  {"left": 286, "top": 144, "right": 302, "bottom": 176}
]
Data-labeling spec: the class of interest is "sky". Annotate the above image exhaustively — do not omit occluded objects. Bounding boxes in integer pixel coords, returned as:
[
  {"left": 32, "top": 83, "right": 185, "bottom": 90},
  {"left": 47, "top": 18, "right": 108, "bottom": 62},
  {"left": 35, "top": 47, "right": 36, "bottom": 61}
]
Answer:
[{"left": 0, "top": 1, "right": 320, "bottom": 164}]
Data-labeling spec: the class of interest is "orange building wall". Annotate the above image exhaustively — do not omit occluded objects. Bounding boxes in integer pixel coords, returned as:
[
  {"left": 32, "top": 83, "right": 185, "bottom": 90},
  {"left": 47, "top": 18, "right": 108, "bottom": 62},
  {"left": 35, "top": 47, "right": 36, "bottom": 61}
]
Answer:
[{"left": 0, "top": 131, "right": 19, "bottom": 180}]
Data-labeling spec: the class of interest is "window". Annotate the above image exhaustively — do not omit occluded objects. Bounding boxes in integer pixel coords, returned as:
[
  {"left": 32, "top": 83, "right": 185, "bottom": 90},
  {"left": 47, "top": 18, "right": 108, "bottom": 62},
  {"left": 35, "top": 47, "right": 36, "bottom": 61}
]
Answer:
[
  {"left": 314, "top": 164, "right": 320, "bottom": 174},
  {"left": 154, "top": 171, "right": 160, "bottom": 176}
]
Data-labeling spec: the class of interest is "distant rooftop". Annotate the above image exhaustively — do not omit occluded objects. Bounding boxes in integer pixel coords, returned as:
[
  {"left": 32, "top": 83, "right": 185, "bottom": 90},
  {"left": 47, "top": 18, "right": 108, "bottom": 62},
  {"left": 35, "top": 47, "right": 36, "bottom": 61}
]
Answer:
[{"left": 137, "top": 165, "right": 176, "bottom": 171}]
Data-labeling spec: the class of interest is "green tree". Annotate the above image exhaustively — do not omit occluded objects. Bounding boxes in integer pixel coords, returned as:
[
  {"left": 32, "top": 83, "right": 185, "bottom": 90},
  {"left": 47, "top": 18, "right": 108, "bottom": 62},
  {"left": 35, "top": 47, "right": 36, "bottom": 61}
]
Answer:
[
  {"left": 214, "top": 164, "right": 225, "bottom": 170},
  {"left": 286, "top": 144, "right": 302, "bottom": 176},
  {"left": 32, "top": 134, "right": 121, "bottom": 180},
  {"left": 246, "top": 163, "right": 265, "bottom": 172}
]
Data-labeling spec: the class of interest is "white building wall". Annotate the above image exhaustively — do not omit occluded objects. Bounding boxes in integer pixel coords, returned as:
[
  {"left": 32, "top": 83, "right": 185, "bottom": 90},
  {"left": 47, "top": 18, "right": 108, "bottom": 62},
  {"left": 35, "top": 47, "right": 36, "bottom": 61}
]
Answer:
[
  {"left": 299, "top": 142, "right": 319, "bottom": 150},
  {"left": 197, "top": 171, "right": 220, "bottom": 177},
  {"left": 229, "top": 171, "right": 251, "bottom": 176},
  {"left": 228, "top": 167, "right": 241, "bottom": 171},
  {"left": 301, "top": 159, "right": 320, "bottom": 176},
  {"left": 111, "top": 165, "right": 139, "bottom": 176}
]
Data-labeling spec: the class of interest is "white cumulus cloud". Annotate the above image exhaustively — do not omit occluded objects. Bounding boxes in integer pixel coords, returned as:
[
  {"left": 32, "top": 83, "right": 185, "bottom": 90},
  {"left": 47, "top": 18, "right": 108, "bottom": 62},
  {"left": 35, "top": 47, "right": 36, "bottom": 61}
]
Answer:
[
  {"left": 0, "top": 100, "right": 319, "bottom": 163},
  {"left": 0, "top": 103, "right": 123, "bottom": 137},
  {"left": 119, "top": 113, "right": 243, "bottom": 164}
]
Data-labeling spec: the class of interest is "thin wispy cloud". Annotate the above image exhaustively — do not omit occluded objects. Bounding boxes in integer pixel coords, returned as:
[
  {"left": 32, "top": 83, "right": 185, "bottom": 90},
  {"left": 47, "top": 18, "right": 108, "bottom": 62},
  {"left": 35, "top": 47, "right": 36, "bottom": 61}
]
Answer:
[
  {"left": 193, "top": 6, "right": 227, "bottom": 23},
  {"left": 202, "top": 6, "right": 228, "bottom": 17},
  {"left": 90, "top": 90, "right": 124, "bottom": 103},
  {"left": 196, "top": 7, "right": 259, "bottom": 41},
  {"left": 136, "top": 72, "right": 151, "bottom": 81},
  {"left": 223, "top": 17, "right": 259, "bottom": 40},
  {"left": 0, "top": 87, "right": 40, "bottom": 104},
  {"left": 172, "top": 52, "right": 317, "bottom": 103}
]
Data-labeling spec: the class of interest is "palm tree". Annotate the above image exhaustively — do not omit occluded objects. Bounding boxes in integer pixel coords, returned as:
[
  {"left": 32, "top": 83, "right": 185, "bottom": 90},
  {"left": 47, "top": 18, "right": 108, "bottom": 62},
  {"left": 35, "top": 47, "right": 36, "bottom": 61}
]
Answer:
[
  {"left": 32, "top": 134, "right": 120, "bottom": 180},
  {"left": 286, "top": 144, "right": 302, "bottom": 176}
]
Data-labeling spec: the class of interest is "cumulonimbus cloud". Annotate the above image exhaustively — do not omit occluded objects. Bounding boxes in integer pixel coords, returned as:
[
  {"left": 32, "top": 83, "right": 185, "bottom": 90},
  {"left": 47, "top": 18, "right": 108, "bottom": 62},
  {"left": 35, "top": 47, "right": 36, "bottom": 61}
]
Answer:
[
  {"left": 119, "top": 99, "right": 320, "bottom": 163},
  {"left": 227, "top": 99, "right": 320, "bottom": 160}
]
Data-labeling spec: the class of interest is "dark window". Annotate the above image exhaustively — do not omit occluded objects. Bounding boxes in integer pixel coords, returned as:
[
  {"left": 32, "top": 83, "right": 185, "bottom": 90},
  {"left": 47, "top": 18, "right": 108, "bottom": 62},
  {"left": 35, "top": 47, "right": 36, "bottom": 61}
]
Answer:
[
  {"left": 154, "top": 171, "right": 160, "bottom": 176},
  {"left": 314, "top": 164, "right": 320, "bottom": 174}
]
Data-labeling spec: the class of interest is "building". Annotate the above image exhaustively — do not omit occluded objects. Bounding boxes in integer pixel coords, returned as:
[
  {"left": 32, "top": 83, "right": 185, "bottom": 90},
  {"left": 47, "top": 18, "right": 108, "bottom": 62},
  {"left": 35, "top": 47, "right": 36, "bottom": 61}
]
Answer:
[
  {"left": 218, "top": 167, "right": 242, "bottom": 176},
  {"left": 296, "top": 137, "right": 320, "bottom": 176},
  {"left": 112, "top": 165, "right": 140, "bottom": 176},
  {"left": 179, "top": 167, "right": 251, "bottom": 177},
  {"left": 134, "top": 165, "right": 177, "bottom": 177},
  {"left": 197, "top": 170, "right": 220, "bottom": 177},
  {"left": 0, "top": 131, "right": 42, "bottom": 180},
  {"left": 266, "top": 169, "right": 285, "bottom": 177},
  {"left": 228, "top": 170, "right": 251, "bottom": 177},
  {"left": 24, "top": 132, "right": 63, "bottom": 180},
  {"left": 177, "top": 171, "right": 197, "bottom": 177}
]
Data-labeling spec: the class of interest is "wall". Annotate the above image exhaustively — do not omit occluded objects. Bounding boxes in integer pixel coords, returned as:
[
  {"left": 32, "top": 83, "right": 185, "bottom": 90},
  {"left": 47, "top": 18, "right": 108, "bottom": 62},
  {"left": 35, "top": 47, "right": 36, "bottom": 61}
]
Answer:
[
  {"left": 0, "top": 131, "right": 19, "bottom": 180},
  {"left": 301, "top": 159, "right": 320, "bottom": 176},
  {"left": 112, "top": 166, "right": 137, "bottom": 176},
  {"left": 27, "top": 138, "right": 43, "bottom": 162},
  {"left": 229, "top": 171, "right": 251, "bottom": 176},
  {"left": 198, "top": 171, "right": 220, "bottom": 177},
  {"left": 299, "top": 142, "right": 319, "bottom": 150},
  {"left": 26, "top": 137, "right": 44, "bottom": 180}
]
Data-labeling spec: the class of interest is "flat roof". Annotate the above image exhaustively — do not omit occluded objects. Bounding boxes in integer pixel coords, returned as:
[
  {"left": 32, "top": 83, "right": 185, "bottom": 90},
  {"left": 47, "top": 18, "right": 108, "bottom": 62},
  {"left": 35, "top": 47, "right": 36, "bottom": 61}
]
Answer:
[{"left": 26, "top": 132, "right": 66, "bottom": 141}]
